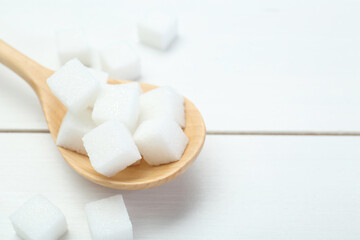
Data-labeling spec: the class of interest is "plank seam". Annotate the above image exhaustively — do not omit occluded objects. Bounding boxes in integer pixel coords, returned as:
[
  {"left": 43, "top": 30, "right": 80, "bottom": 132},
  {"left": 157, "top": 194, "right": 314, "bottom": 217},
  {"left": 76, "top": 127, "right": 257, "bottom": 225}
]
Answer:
[
  {"left": 206, "top": 131, "right": 360, "bottom": 136},
  {"left": 0, "top": 129, "right": 360, "bottom": 136}
]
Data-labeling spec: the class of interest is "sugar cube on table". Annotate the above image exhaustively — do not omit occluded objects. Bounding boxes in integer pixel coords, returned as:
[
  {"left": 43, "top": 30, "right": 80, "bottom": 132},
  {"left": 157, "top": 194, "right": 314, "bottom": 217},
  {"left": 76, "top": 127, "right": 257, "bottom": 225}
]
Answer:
[
  {"left": 9, "top": 195, "right": 67, "bottom": 240},
  {"left": 56, "top": 28, "right": 91, "bottom": 66},
  {"left": 137, "top": 12, "right": 177, "bottom": 50},
  {"left": 92, "top": 83, "right": 140, "bottom": 132},
  {"left": 134, "top": 117, "right": 188, "bottom": 166},
  {"left": 139, "top": 86, "right": 185, "bottom": 128},
  {"left": 56, "top": 108, "right": 96, "bottom": 155},
  {"left": 99, "top": 42, "right": 140, "bottom": 80},
  {"left": 82, "top": 120, "right": 141, "bottom": 177},
  {"left": 85, "top": 194, "right": 133, "bottom": 240},
  {"left": 87, "top": 67, "right": 109, "bottom": 85},
  {"left": 47, "top": 59, "right": 100, "bottom": 112}
]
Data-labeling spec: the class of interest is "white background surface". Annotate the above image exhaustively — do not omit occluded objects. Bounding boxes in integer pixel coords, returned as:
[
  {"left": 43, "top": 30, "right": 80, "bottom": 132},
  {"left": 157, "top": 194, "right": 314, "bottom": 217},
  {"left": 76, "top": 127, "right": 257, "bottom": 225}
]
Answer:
[
  {"left": 1, "top": 0, "right": 360, "bottom": 132},
  {"left": 2, "top": 135, "right": 360, "bottom": 239},
  {"left": 1, "top": 0, "right": 360, "bottom": 239}
]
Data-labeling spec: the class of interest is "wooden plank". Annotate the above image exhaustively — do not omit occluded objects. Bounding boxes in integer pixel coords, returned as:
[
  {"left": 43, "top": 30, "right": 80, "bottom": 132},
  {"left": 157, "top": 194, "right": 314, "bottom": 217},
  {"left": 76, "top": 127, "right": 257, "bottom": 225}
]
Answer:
[
  {"left": 1, "top": 134, "right": 360, "bottom": 239},
  {"left": 0, "top": 1, "right": 360, "bottom": 132}
]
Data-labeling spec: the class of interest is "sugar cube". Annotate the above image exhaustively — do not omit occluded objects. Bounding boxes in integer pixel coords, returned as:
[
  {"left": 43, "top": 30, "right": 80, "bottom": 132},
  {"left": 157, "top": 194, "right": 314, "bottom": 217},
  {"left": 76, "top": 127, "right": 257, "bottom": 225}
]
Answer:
[
  {"left": 56, "top": 108, "right": 96, "bottom": 155},
  {"left": 87, "top": 67, "right": 109, "bottom": 85},
  {"left": 10, "top": 195, "right": 67, "bottom": 240},
  {"left": 92, "top": 83, "right": 140, "bottom": 132},
  {"left": 124, "top": 81, "right": 143, "bottom": 95},
  {"left": 139, "top": 87, "right": 185, "bottom": 127},
  {"left": 85, "top": 194, "right": 132, "bottom": 240},
  {"left": 56, "top": 28, "right": 91, "bottom": 66},
  {"left": 47, "top": 59, "right": 100, "bottom": 112},
  {"left": 100, "top": 42, "right": 140, "bottom": 80},
  {"left": 82, "top": 120, "right": 141, "bottom": 177},
  {"left": 134, "top": 117, "right": 188, "bottom": 166},
  {"left": 137, "top": 12, "right": 177, "bottom": 50}
]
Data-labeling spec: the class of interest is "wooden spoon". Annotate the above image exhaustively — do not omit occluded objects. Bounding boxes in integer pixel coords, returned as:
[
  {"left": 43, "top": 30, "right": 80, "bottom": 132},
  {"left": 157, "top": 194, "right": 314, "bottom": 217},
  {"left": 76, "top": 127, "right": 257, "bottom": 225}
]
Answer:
[{"left": 0, "top": 39, "right": 206, "bottom": 190}]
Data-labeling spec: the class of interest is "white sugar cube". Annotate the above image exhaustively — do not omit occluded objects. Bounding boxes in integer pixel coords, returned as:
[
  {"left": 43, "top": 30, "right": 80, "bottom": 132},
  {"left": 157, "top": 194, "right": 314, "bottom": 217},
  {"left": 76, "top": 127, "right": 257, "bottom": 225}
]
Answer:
[
  {"left": 10, "top": 195, "right": 67, "bottom": 240},
  {"left": 56, "top": 28, "right": 91, "bottom": 66},
  {"left": 87, "top": 67, "right": 109, "bottom": 85},
  {"left": 82, "top": 120, "right": 141, "bottom": 177},
  {"left": 85, "top": 194, "right": 132, "bottom": 240},
  {"left": 139, "top": 87, "right": 185, "bottom": 128},
  {"left": 47, "top": 59, "right": 100, "bottom": 112},
  {"left": 125, "top": 81, "right": 143, "bottom": 94},
  {"left": 56, "top": 108, "right": 96, "bottom": 155},
  {"left": 134, "top": 117, "right": 188, "bottom": 166},
  {"left": 92, "top": 83, "right": 140, "bottom": 132},
  {"left": 137, "top": 12, "right": 177, "bottom": 50},
  {"left": 100, "top": 42, "right": 140, "bottom": 80}
]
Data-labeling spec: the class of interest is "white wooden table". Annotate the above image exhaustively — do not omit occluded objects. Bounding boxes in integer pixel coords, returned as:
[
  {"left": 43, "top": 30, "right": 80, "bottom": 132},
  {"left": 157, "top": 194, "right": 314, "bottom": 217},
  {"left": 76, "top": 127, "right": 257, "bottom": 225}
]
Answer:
[{"left": 1, "top": 0, "right": 360, "bottom": 239}]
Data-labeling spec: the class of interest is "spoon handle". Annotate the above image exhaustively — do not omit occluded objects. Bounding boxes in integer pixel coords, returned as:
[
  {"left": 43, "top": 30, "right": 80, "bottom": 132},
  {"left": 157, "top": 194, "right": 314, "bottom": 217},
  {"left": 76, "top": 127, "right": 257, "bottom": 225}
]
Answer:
[{"left": 0, "top": 39, "right": 52, "bottom": 93}]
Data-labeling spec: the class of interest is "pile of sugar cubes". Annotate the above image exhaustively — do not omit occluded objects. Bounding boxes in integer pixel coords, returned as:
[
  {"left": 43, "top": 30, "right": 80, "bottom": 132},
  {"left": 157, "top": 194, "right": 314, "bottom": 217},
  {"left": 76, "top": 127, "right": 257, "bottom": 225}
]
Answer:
[
  {"left": 10, "top": 194, "right": 133, "bottom": 240},
  {"left": 51, "top": 11, "right": 187, "bottom": 178},
  {"left": 48, "top": 58, "right": 188, "bottom": 177}
]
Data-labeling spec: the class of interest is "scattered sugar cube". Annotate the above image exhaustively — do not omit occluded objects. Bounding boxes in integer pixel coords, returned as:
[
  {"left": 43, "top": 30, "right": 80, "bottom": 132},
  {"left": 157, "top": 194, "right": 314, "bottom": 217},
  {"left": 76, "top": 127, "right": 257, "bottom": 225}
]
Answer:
[
  {"left": 100, "top": 42, "right": 140, "bottom": 80},
  {"left": 92, "top": 83, "right": 140, "bottom": 132},
  {"left": 56, "top": 28, "right": 91, "bottom": 66},
  {"left": 137, "top": 12, "right": 177, "bottom": 50},
  {"left": 134, "top": 117, "right": 188, "bottom": 166},
  {"left": 10, "top": 195, "right": 67, "bottom": 240},
  {"left": 56, "top": 108, "right": 96, "bottom": 155},
  {"left": 87, "top": 67, "right": 109, "bottom": 85},
  {"left": 85, "top": 194, "right": 132, "bottom": 240},
  {"left": 139, "top": 87, "right": 185, "bottom": 128},
  {"left": 47, "top": 59, "right": 100, "bottom": 112},
  {"left": 82, "top": 120, "right": 141, "bottom": 177}
]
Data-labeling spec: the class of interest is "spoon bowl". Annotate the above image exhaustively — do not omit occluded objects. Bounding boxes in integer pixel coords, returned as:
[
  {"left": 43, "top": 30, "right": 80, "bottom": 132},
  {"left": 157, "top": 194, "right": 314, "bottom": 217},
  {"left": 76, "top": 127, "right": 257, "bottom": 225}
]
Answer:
[{"left": 0, "top": 39, "right": 206, "bottom": 190}]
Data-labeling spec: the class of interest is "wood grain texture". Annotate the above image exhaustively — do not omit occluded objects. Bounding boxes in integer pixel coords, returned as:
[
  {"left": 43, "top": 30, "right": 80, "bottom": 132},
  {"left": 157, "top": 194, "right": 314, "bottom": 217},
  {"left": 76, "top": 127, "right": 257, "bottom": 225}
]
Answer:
[{"left": 0, "top": 39, "right": 206, "bottom": 190}]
